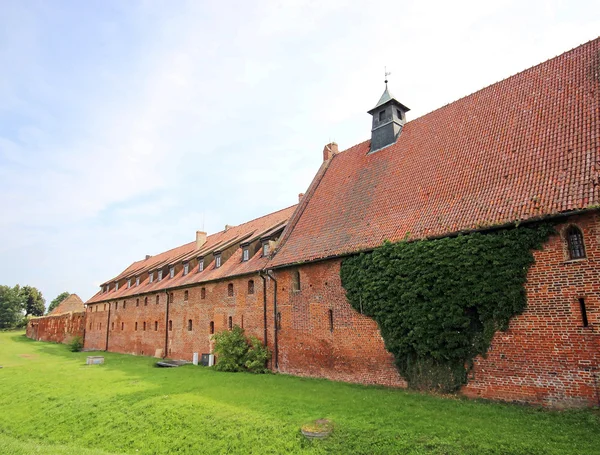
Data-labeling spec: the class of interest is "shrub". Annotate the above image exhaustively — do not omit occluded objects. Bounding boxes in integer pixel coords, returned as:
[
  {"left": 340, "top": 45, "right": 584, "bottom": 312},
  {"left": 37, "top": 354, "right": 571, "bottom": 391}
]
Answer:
[
  {"left": 68, "top": 336, "right": 84, "bottom": 352},
  {"left": 212, "top": 326, "right": 271, "bottom": 373}
]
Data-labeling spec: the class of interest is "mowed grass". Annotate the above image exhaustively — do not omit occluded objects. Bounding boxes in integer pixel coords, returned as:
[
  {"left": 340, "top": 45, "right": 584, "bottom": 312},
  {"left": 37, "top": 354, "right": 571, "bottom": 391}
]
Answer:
[{"left": 0, "top": 332, "right": 598, "bottom": 455}]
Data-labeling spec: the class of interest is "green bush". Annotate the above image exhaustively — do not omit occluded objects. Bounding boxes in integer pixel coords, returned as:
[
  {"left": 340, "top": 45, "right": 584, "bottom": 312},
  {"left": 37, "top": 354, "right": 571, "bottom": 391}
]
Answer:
[
  {"left": 68, "top": 336, "right": 84, "bottom": 352},
  {"left": 212, "top": 326, "right": 271, "bottom": 373},
  {"left": 341, "top": 224, "right": 554, "bottom": 392}
]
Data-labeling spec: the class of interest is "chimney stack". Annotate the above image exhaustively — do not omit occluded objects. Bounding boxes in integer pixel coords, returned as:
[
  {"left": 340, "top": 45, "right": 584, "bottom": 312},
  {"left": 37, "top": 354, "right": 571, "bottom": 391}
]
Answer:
[
  {"left": 145, "top": 255, "right": 151, "bottom": 260},
  {"left": 322, "top": 142, "right": 338, "bottom": 161},
  {"left": 298, "top": 193, "right": 305, "bottom": 202},
  {"left": 196, "top": 231, "right": 207, "bottom": 249},
  {"left": 224, "top": 224, "right": 234, "bottom": 232}
]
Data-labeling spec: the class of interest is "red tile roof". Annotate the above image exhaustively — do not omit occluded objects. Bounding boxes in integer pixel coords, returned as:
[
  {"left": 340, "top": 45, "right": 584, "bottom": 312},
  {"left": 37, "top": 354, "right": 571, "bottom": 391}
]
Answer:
[
  {"left": 86, "top": 205, "right": 296, "bottom": 304},
  {"left": 48, "top": 294, "right": 84, "bottom": 315},
  {"left": 270, "top": 38, "right": 600, "bottom": 268}
]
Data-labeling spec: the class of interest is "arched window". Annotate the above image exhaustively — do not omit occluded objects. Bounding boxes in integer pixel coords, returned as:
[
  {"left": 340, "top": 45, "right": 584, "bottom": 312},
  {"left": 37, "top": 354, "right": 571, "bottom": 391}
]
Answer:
[
  {"left": 228, "top": 283, "right": 234, "bottom": 297},
  {"left": 188, "top": 319, "right": 193, "bottom": 331},
  {"left": 168, "top": 320, "right": 173, "bottom": 331},
  {"left": 154, "top": 321, "right": 158, "bottom": 331},
  {"left": 566, "top": 226, "right": 586, "bottom": 259},
  {"left": 228, "top": 316, "right": 233, "bottom": 330},
  {"left": 143, "top": 322, "right": 146, "bottom": 331},
  {"left": 156, "top": 295, "right": 160, "bottom": 304},
  {"left": 210, "top": 321, "right": 214, "bottom": 334},
  {"left": 201, "top": 288, "right": 206, "bottom": 300},
  {"left": 123, "top": 301, "right": 126, "bottom": 310},
  {"left": 135, "top": 322, "right": 138, "bottom": 331},
  {"left": 169, "top": 292, "right": 174, "bottom": 303},
  {"left": 144, "top": 297, "right": 148, "bottom": 306},
  {"left": 136, "top": 299, "right": 139, "bottom": 307},
  {"left": 184, "top": 290, "right": 189, "bottom": 301},
  {"left": 121, "top": 322, "right": 124, "bottom": 330},
  {"left": 248, "top": 280, "right": 254, "bottom": 295}
]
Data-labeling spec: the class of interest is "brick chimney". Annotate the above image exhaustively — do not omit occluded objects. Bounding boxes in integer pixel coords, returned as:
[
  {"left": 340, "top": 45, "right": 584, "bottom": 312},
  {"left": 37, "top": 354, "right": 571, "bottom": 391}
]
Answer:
[
  {"left": 196, "top": 231, "right": 207, "bottom": 249},
  {"left": 322, "top": 142, "right": 338, "bottom": 161},
  {"left": 145, "top": 255, "right": 151, "bottom": 260},
  {"left": 298, "top": 193, "right": 305, "bottom": 202}
]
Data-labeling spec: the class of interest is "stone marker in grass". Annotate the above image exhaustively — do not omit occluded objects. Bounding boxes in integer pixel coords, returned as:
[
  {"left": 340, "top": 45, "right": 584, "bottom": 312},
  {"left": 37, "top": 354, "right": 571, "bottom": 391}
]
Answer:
[{"left": 301, "top": 419, "right": 333, "bottom": 440}]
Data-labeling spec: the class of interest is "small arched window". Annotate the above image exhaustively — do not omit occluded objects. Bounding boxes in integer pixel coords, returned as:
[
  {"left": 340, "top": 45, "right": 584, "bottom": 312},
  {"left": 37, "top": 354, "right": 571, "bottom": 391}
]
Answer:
[
  {"left": 168, "top": 320, "right": 173, "bottom": 331},
  {"left": 184, "top": 290, "right": 189, "bottom": 301},
  {"left": 248, "top": 280, "right": 254, "bottom": 295},
  {"left": 228, "top": 316, "right": 233, "bottom": 330},
  {"left": 136, "top": 299, "right": 139, "bottom": 307},
  {"left": 228, "top": 283, "right": 234, "bottom": 297},
  {"left": 188, "top": 319, "right": 193, "bottom": 331},
  {"left": 144, "top": 297, "right": 148, "bottom": 306},
  {"left": 566, "top": 226, "right": 586, "bottom": 259},
  {"left": 156, "top": 295, "right": 160, "bottom": 304},
  {"left": 201, "top": 287, "right": 206, "bottom": 299},
  {"left": 210, "top": 321, "right": 215, "bottom": 334}
]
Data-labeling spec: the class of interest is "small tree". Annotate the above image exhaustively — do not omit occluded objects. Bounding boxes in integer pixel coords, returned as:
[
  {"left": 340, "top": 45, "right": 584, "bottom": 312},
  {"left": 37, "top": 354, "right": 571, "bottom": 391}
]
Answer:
[
  {"left": 0, "top": 285, "right": 25, "bottom": 329},
  {"left": 212, "top": 326, "right": 271, "bottom": 373},
  {"left": 21, "top": 286, "right": 45, "bottom": 317}
]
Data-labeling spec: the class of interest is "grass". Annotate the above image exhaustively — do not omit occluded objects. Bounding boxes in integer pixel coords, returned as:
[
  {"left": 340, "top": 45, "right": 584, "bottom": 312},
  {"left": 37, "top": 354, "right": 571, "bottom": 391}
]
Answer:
[{"left": 0, "top": 331, "right": 598, "bottom": 454}]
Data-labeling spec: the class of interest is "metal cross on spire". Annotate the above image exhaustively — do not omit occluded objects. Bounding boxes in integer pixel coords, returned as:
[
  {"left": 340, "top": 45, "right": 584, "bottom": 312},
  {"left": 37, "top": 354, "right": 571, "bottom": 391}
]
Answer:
[{"left": 384, "top": 66, "right": 391, "bottom": 87}]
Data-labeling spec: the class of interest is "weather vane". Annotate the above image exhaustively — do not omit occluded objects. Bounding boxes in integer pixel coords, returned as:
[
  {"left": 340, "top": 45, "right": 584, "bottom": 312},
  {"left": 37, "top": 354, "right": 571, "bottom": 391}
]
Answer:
[{"left": 384, "top": 66, "right": 391, "bottom": 87}]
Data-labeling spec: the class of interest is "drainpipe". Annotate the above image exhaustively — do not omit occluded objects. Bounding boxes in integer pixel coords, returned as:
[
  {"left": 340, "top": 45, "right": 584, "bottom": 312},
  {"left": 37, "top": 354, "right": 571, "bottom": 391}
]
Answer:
[
  {"left": 259, "top": 272, "right": 268, "bottom": 346},
  {"left": 105, "top": 302, "right": 111, "bottom": 351},
  {"left": 266, "top": 270, "right": 279, "bottom": 370},
  {"left": 164, "top": 289, "right": 170, "bottom": 358}
]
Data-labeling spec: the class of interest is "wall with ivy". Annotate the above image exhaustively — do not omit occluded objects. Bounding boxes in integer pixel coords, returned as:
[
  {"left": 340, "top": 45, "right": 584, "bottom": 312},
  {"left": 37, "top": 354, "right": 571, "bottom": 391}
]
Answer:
[{"left": 340, "top": 224, "right": 554, "bottom": 392}]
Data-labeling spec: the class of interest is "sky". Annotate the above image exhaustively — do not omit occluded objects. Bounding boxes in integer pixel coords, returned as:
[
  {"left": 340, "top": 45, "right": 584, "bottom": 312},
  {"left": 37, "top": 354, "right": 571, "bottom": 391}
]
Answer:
[{"left": 1, "top": 0, "right": 599, "bottom": 306}]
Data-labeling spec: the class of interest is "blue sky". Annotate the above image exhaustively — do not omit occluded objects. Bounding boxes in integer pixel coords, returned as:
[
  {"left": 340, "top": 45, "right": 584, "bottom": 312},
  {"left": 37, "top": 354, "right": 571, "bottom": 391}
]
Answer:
[{"left": 1, "top": 0, "right": 599, "bottom": 306}]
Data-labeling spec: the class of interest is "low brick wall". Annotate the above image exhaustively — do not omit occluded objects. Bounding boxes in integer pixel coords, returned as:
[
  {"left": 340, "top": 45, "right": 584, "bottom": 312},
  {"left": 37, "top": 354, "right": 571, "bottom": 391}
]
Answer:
[{"left": 26, "top": 312, "right": 86, "bottom": 344}]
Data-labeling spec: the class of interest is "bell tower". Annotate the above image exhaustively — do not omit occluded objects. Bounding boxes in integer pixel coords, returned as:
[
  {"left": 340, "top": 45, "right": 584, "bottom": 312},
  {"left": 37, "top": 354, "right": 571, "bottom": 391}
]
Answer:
[{"left": 368, "top": 77, "right": 410, "bottom": 153}]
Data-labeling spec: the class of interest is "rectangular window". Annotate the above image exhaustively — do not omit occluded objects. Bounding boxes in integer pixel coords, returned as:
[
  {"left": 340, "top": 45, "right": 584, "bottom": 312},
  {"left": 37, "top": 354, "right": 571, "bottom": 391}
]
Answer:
[
  {"left": 143, "top": 322, "right": 146, "bottom": 331},
  {"left": 158, "top": 270, "right": 163, "bottom": 281},
  {"left": 183, "top": 262, "right": 189, "bottom": 275},
  {"left": 201, "top": 288, "right": 206, "bottom": 300},
  {"left": 169, "top": 266, "right": 175, "bottom": 279},
  {"left": 136, "top": 276, "right": 140, "bottom": 286},
  {"left": 184, "top": 290, "right": 188, "bottom": 301},
  {"left": 127, "top": 278, "right": 131, "bottom": 288},
  {"left": 154, "top": 321, "right": 158, "bottom": 331},
  {"left": 262, "top": 242, "right": 270, "bottom": 256},
  {"left": 135, "top": 322, "right": 138, "bottom": 331},
  {"left": 243, "top": 248, "right": 249, "bottom": 261},
  {"left": 115, "top": 282, "right": 119, "bottom": 291},
  {"left": 198, "top": 259, "right": 204, "bottom": 272},
  {"left": 149, "top": 272, "right": 154, "bottom": 283},
  {"left": 215, "top": 255, "right": 221, "bottom": 268}
]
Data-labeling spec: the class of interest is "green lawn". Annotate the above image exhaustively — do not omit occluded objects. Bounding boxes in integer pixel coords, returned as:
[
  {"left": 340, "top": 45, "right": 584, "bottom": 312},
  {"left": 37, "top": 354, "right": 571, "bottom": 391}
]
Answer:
[{"left": 0, "top": 332, "right": 598, "bottom": 454}]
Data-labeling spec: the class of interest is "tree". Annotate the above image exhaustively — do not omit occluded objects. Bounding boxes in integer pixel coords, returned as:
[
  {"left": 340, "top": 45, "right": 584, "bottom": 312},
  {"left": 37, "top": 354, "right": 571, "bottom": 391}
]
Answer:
[
  {"left": 47, "top": 291, "right": 70, "bottom": 314},
  {"left": 0, "top": 285, "right": 25, "bottom": 329},
  {"left": 20, "top": 286, "right": 45, "bottom": 317}
]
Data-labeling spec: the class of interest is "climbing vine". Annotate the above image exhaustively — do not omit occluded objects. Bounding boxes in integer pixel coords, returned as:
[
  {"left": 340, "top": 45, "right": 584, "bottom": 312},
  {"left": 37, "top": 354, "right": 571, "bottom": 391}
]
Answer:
[{"left": 340, "top": 224, "right": 554, "bottom": 392}]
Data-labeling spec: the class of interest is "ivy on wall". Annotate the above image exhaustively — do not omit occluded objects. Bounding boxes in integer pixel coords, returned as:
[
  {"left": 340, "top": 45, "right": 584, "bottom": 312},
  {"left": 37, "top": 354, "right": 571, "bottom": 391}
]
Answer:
[{"left": 340, "top": 224, "right": 554, "bottom": 392}]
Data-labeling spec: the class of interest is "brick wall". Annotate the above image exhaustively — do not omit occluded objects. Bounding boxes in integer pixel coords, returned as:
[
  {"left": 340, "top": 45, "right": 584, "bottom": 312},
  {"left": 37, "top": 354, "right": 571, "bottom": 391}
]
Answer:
[
  {"left": 462, "top": 213, "right": 600, "bottom": 407},
  {"left": 273, "top": 212, "right": 599, "bottom": 407},
  {"left": 83, "top": 274, "right": 269, "bottom": 361},
  {"left": 73, "top": 211, "right": 600, "bottom": 407},
  {"left": 26, "top": 311, "right": 85, "bottom": 344}
]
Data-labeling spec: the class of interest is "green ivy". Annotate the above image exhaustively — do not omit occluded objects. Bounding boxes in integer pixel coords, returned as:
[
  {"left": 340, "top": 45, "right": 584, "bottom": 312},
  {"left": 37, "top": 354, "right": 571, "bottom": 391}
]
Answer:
[{"left": 340, "top": 224, "right": 554, "bottom": 392}]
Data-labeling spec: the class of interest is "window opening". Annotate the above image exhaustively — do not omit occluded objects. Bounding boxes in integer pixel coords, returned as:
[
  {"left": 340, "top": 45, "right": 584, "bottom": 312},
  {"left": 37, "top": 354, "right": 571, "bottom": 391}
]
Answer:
[
  {"left": 579, "top": 298, "right": 589, "bottom": 327},
  {"left": 201, "top": 288, "right": 206, "bottom": 299},
  {"left": 228, "top": 316, "right": 233, "bottom": 330},
  {"left": 169, "top": 320, "right": 173, "bottom": 331},
  {"left": 248, "top": 280, "right": 254, "bottom": 295},
  {"left": 292, "top": 270, "right": 301, "bottom": 291},
  {"left": 188, "top": 319, "right": 193, "bottom": 331},
  {"left": 228, "top": 283, "right": 234, "bottom": 297},
  {"left": 184, "top": 290, "right": 189, "bottom": 301},
  {"left": 210, "top": 321, "right": 214, "bottom": 334},
  {"left": 567, "top": 226, "right": 586, "bottom": 259}
]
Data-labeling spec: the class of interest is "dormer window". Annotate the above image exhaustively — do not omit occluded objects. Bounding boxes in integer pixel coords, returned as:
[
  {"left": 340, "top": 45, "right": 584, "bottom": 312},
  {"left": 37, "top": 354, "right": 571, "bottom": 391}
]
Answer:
[
  {"left": 169, "top": 266, "right": 175, "bottom": 279},
  {"left": 115, "top": 282, "right": 119, "bottom": 291},
  {"left": 158, "top": 270, "right": 163, "bottom": 281},
  {"left": 198, "top": 259, "right": 204, "bottom": 272},
  {"left": 262, "top": 242, "right": 270, "bottom": 256},
  {"left": 242, "top": 247, "right": 249, "bottom": 262},
  {"left": 149, "top": 271, "right": 154, "bottom": 283},
  {"left": 127, "top": 278, "right": 131, "bottom": 288},
  {"left": 136, "top": 276, "right": 140, "bottom": 286},
  {"left": 183, "top": 262, "right": 189, "bottom": 276},
  {"left": 215, "top": 254, "right": 222, "bottom": 268}
]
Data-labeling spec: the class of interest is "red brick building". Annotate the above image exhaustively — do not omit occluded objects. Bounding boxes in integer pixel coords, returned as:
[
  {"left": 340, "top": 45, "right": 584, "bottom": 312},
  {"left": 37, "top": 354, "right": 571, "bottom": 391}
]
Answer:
[{"left": 32, "top": 38, "right": 600, "bottom": 407}]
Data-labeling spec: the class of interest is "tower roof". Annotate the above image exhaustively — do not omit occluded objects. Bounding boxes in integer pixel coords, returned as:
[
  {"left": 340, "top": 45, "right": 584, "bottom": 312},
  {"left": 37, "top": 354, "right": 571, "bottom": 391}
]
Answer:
[{"left": 368, "top": 85, "right": 410, "bottom": 114}]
